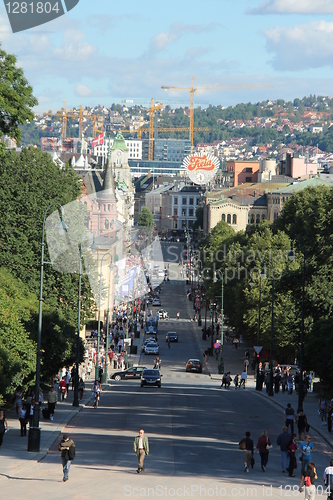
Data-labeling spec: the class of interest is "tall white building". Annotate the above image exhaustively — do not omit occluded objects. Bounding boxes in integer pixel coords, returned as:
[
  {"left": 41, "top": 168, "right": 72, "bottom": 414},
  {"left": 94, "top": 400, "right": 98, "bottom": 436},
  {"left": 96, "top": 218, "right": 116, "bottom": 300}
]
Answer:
[{"left": 93, "top": 138, "right": 142, "bottom": 161}]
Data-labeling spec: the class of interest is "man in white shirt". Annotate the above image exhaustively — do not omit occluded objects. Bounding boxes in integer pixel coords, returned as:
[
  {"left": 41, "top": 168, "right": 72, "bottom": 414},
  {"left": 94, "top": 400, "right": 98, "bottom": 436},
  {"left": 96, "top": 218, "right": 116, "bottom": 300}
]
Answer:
[
  {"left": 133, "top": 429, "right": 149, "bottom": 473},
  {"left": 240, "top": 370, "right": 247, "bottom": 388}
]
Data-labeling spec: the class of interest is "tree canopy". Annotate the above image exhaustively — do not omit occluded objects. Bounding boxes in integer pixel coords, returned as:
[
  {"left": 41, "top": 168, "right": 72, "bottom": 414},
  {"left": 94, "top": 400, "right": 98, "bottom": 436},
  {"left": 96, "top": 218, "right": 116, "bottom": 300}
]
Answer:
[
  {"left": 138, "top": 206, "right": 154, "bottom": 227},
  {"left": 0, "top": 46, "right": 38, "bottom": 143}
]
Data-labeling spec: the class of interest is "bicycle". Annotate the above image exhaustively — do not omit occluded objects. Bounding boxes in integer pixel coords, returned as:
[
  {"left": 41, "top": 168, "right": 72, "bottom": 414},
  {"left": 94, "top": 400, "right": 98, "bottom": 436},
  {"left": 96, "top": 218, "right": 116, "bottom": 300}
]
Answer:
[{"left": 94, "top": 392, "right": 100, "bottom": 408}]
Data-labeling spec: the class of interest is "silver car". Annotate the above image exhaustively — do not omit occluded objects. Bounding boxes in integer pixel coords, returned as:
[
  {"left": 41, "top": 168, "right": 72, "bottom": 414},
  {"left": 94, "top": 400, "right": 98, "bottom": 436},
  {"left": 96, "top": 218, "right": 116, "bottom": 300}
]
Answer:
[{"left": 144, "top": 342, "right": 159, "bottom": 355}]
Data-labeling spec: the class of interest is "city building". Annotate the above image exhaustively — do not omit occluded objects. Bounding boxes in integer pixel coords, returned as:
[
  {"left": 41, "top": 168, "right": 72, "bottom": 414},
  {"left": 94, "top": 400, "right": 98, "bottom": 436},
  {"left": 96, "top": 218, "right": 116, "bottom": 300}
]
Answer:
[
  {"left": 226, "top": 160, "right": 260, "bottom": 187},
  {"left": 93, "top": 137, "right": 142, "bottom": 163}
]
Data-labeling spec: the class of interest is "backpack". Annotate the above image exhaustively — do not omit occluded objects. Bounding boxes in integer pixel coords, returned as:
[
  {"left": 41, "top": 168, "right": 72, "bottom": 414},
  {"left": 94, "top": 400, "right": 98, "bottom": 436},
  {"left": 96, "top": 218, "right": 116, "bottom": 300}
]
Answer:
[
  {"left": 239, "top": 439, "right": 246, "bottom": 450},
  {"left": 304, "top": 475, "right": 311, "bottom": 487},
  {"left": 68, "top": 444, "right": 76, "bottom": 461}
]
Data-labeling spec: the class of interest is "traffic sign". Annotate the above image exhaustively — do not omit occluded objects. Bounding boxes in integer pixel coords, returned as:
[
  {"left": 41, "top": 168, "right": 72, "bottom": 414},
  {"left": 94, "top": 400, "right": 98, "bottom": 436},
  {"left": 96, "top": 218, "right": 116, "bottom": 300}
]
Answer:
[{"left": 254, "top": 345, "right": 263, "bottom": 354}]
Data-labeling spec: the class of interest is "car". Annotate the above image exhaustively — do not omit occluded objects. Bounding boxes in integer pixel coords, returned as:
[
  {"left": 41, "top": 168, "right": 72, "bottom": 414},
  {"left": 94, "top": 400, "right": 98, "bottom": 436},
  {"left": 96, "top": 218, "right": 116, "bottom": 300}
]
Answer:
[
  {"left": 111, "top": 366, "right": 147, "bottom": 381},
  {"left": 166, "top": 332, "right": 178, "bottom": 342},
  {"left": 144, "top": 342, "right": 159, "bottom": 355},
  {"left": 158, "top": 309, "right": 168, "bottom": 319},
  {"left": 152, "top": 298, "right": 161, "bottom": 306},
  {"left": 142, "top": 338, "right": 158, "bottom": 352},
  {"left": 186, "top": 359, "right": 202, "bottom": 373},
  {"left": 141, "top": 368, "right": 162, "bottom": 388}
]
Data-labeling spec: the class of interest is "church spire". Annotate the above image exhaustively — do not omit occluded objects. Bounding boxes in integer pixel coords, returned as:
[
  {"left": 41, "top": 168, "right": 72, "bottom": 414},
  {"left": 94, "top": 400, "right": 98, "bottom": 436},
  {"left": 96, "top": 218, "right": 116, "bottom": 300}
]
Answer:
[{"left": 103, "top": 133, "right": 116, "bottom": 196}]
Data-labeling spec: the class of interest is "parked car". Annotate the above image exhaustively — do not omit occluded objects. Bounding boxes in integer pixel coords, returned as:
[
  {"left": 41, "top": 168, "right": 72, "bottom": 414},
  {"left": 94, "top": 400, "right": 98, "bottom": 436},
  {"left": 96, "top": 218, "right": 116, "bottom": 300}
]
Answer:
[
  {"left": 153, "top": 298, "right": 161, "bottom": 307},
  {"left": 166, "top": 332, "right": 178, "bottom": 342},
  {"left": 142, "top": 338, "right": 158, "bottom": 352},
  {"left": 141, "top": 368, "right": 162, "bottom": 388},
  {"left": 144, "top": 342, "right": 159, "bottom": 355},
  {"left": 186, "top": 359, "right": 202, "bottom": 373},
  {"left": 111, "top": 366, "right": 147, "bottom": 381}
]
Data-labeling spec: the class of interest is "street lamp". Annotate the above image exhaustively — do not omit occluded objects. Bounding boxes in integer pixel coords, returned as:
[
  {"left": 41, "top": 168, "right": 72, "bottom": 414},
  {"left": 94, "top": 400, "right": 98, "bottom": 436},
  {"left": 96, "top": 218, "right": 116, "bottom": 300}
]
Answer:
[
  {"left": 28, "top": 202, "right": 68, "bottom": 452},
  {"left": 288, "top": 245, "right": 305, "bottom": 410},
  {"left": 268, "top": 278, "right": 274, "bottom": 397},
  {"left": 214, "top": 270, "right": 224, "bottom": 374},
  {"left": 95, "top": 251, "right": 112, "bottom": 382},
  {"left": 250, "top": 268, "right": 266, "bottom": 391},
  {"left": 101, "top": 260, "right": 114, "bottom": 384}
]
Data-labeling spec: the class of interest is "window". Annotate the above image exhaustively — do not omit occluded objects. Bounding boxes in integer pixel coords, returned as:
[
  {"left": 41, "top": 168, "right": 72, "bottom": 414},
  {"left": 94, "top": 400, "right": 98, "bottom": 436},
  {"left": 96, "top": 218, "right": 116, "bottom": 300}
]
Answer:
[
  {"left": 174, "top": 220, "right": 178, "bottom": 229},
  {"left": 104, "top": 204, "right": 106, "bottom": 211},
  {"left": 174, "top": 197, "right": 178, "bottom": 205},
  {"left": 174, "top": 208, "right": 178, "bottom": 216},
  {"left": 245, "top": 176, "right": 252, "bottom": 182},
  {"left": 189, "top": 197, "right": 194, "bottom": 206},
  {"left": 196, "top": 198, "right": 200, "bottom": 205},
  {"left": 221, "top": 214, "right": 225, "bottom": 221},
  {"left": 245, "top": 167, "right": 252, "bottom": 173},
  {"left": 261, "top": 214, "right": 266, "bottom": 221},
  {"left": 250, "top": 214, "right": 255, "bottom": 224},
  {"left": 189, "top": 208, "right": 194, "bottom": 217},
  {"left": 105, "top": 219, "right": 109, "bottom": 229},
  {"left": 182, "top": 197, "right": 187, "bottom": 205},
  {"left": 182, "top": 220, "right": 187, "bottom": 228},
  {"left": 232, "top": 214, "right": 237, "bottom": 224},
  {"left": 274, "top": 211, "right": 278, "bottom": 220},
  {"left": 108, "top": 204, "right": 110, "bottom": 211},
  {"left": 182, "top": 209, "right": 186, "bottom": 217},
  {"left": 227, "top": 214, "right": 231, "bottom": 224},
  {"left": 256, "top": 214, "right": 260, "bottom": 224}
]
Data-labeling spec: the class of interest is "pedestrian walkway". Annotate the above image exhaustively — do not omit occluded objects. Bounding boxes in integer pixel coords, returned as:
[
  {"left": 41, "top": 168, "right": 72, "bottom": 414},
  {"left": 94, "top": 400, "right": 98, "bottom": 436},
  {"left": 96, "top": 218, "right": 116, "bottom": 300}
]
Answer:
[{"left": 182, "top": 279, "right": 333, "bottom": 451}]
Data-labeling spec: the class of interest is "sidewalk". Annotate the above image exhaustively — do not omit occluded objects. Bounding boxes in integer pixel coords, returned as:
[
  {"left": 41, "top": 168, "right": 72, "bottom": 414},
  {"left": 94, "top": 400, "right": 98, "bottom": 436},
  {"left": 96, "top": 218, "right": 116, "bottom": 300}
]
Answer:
[{"left": 183, "top": 279, "right": 333, "bottom": 451}]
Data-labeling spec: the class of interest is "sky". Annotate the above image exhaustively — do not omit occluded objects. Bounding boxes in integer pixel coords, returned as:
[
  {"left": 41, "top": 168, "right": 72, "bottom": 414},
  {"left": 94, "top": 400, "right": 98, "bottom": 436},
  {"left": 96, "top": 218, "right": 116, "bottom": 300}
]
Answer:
[{"left": 2, "top": 0, "right": 333, "bottom": 112}]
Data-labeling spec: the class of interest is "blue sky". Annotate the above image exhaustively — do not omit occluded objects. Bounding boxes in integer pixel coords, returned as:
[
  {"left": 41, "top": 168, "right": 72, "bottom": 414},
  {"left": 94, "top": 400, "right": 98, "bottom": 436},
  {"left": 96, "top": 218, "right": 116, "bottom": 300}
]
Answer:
[{"left": 2, "top": 0, "right": 333, "bottom": 111}]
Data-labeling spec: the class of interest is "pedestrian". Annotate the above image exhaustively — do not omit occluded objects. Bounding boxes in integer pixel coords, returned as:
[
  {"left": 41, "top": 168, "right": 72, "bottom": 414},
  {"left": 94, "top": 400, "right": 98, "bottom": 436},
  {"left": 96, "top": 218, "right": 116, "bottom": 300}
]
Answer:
[
  {"left": 47, "top": 386, "right": 57, "bottom": 421},
  {"left": 59, "top": 377, "right": 67, "bottom": 401},
  {"left": 0, "top": 410, "right": 8, "bottom": 448},
  {"left": 319, "top": 397, "right": 328, "bottom": 426},
  {"left": 18, "top": 403, "right": 28, "bottom": 437},
  {"left": 297, "top": 408, "right": 308, "bottom": 441},
  {"left": 300, "top": 462, "right": 317, "bottom": 500},
  {"left": 234, "top": 374, "right": 240, "bottom": 389},
  {"left": 239, "top": 431, "right": 254, "bottom": 473},
  {"left": 65, "top": 369, "right": 71, "bottom": 395},
  {"left": 133, "top": 429, "right": 149, "bottom": 473},
  {"left": 255, "top": 430, "right": 272, "bottom": 472},
  {"left": 58, "top": 434, "right": 76, "bottom": 482},
  {"left": 299, "top": 435, "right": 314, "bottom": 475},
  {"left": 276, "top": 426, "right": 292, "bottom": 473},
  {"left": 78, "top": 378, "right": 85, "bottom": 400},
  {"left": 13, "top": 386, "right": 23, "bottom": 416},
  {"left": 323, "top": 458, "right": 333, "bottom": 500},
  {"left": 287, "top": 433, "right": 298, "bottom": 477},
  {"left": 240, "top": 370, "right": 247, "bottom": 388},
  {"left": 328, "top": 400, "right": 333, "bottom": 434},
  {"left": 285, "top": 403, "right": 296, "bottom": 434}
]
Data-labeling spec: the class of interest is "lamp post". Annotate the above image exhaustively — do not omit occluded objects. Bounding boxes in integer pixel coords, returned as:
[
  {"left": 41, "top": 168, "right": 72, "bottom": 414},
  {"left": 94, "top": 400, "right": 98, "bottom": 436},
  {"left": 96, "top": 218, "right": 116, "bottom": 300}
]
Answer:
[
  {"left": 250, "top": 269, "right": 265, "bottom": 391},
  {"left": 95, "top": 252, "right": 112, "bottom": 382},
  {"left": 73, "top": 241, "right": 83, "bottom": 407},
  {"left": 268, "top": 278, "right": 274, "bottom": 397},
  {"left": 28, "top": 202, "right": 68, "bottom": 452},
  {"left": 214, "top": 270, "right": 224, "bottom": 374},
  {"left": 288, "top": 246, "right": 305, "bottom": 410},
  {"left": 101, "top": 260, "right": 113, "bottom": 384}
]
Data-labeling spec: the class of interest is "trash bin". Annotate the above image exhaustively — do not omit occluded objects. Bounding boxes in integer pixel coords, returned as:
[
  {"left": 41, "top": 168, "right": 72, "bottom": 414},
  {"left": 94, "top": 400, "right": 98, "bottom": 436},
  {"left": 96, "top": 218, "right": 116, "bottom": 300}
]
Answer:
[
  {"left": 131, "top": 345, "right": 138, "bottom": 355},
  {"left": 28, "top": 427, "right": 40, "bottom": 452}
]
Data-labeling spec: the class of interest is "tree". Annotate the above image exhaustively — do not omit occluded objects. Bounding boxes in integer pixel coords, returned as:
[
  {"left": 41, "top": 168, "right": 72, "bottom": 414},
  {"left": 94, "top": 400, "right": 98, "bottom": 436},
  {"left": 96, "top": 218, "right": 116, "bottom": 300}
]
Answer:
[
  {"left": 0, "top": 46, "right": 38, "bottom": 143},
  {"left": 304, "top": 319, "right": 333, "bottom": 387},
  {"left": 138, "top": 207, "right": 154, "bottom": 227}
]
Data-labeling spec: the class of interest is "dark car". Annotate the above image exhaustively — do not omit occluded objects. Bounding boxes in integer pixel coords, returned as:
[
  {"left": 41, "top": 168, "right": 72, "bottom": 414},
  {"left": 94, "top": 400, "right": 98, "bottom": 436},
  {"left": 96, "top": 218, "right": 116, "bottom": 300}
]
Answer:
[
  {"left": 141, "top": 368, "right": 162, "bottom": 388},
  {"left": 186, "top": 359, "right": 202, "bottom": 373},
  {"left": 166, "top": 332, "right": 178, "bottom": 342},
  {"left": 111, "top": 366, "right": 147, "bottom": 382}
]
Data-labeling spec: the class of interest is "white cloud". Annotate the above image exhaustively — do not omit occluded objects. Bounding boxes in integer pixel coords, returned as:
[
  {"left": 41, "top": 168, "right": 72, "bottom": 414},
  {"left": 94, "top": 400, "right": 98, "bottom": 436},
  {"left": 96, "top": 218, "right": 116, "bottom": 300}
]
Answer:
[
  {"left": 75, "top": 84, "right": 92, "bottom": 97},
  {"left": 264, "top": 21, "right": 333, "bottom": 70},
  {"left": 53, "top": 30, "right": 97, "bottom": 61},
  {"left": 149, "top": 22, "right": 219, "bottom": 52},
  {"left": 249, "top": 0, "right": 333, "bottom": 14}
]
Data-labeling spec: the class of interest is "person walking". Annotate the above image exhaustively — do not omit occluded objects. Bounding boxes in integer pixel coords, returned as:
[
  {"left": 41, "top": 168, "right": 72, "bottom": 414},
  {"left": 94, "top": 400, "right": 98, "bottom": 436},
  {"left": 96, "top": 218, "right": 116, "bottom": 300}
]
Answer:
[
  {"left": 47, "top": 386, "right": 57, "bottom": 421},
  {"left": 18, "top": 404, "right": 28, "bottom": 437},
  {"left": 299, "top": 435, "right": 314, "bottom": 475},
  {"left": 13, "top": 387, "right": 23, "bottom": 416},
  {"left": 59, "top": 377, "right": 67, "bottom": 401},
  {"left": 58, "top": 434, "right": 76, "bottom": 482},
  {"left": 240, "top": 370, "right": 247, "bottom": 388},
  {"left": 0, "top": 410, "right": 8, "bottom": 448},
  {"left": 297, "top": 408, "right": 308, "bottom": 441},
  {"left": 287, "top": 433, "right": 298, "bottom": 477},
  {"left": 255, "top": 430, "right": 272, "bottom": 472},
  {"left": 300, "top": 462, "right": 317, "bottom": 500},
  {"left": 239, "top": 431, "right": 254, "bottom": 473},
  {"left": 277, "top": 426, "right": 292, "bottom": 473},
  {"left": 285, "top": 403, "right": 296, "bottom": 434},
  {"left": 323, "top": 458, "right": 333, "bottom": 500},
  {"left": 78, "top": 378, "right": 85, "bottom": 400},
  {"left": 133, "top": 429, "right": 149, "bottom": 473},
  {"left": 319, "top": 397, "right": 328, "bottom": 426}
]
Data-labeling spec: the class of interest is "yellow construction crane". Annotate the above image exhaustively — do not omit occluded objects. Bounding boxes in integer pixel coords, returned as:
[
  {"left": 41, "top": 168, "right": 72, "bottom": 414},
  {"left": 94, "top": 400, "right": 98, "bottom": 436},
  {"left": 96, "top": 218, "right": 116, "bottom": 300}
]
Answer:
[
  {"left": 52, "top": 101, "right": 84, "bottom": 140},
  {"left": 148, "top": 98, "right": 163, "bottom": 160},
  {"left": 161, "top": 75, "right": 273, "bottom": 147},
  {"left": 92, "top": 115, "right": 104, "bottom": 138}
]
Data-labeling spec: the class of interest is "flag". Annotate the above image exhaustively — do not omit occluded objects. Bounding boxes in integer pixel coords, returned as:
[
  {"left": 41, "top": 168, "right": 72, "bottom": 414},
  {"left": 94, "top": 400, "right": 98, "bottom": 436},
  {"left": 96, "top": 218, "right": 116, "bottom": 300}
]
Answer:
[{"left": 92, "top": 133, "right": 104, "bottom": 147}]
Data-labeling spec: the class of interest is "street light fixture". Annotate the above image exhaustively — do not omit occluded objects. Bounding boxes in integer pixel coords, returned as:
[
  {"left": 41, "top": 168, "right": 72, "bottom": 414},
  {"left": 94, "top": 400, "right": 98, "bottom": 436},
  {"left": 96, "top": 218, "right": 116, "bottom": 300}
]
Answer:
[
  {"left": 95, "top": 251, "right": 112, "bottom": 382},
  {"left": 28, "top": 202, "right": 68, "bottom": 452},
  {"left": 101, "top": 260, "right": 114, "bottom": 384},
  {"left": 214, "top": 270, "right": 224, "bottom": 374},
  {"left": 288, "top": 244, "right": 305, "bottom": 410},
  {"left": 250, "top": 268, "right": 266, "bottom": 391}
]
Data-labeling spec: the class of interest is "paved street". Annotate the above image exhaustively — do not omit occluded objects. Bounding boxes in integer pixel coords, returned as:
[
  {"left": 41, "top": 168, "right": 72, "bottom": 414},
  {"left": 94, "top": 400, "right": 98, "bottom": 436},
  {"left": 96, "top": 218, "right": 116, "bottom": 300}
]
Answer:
[{"left": 1, "top": 243, "right": 333, "bottom": 499}]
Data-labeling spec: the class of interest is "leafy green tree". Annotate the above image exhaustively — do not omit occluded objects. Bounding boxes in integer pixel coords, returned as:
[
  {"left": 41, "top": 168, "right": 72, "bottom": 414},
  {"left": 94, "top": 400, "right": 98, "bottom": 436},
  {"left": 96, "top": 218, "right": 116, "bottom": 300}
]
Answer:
[
  {"left": 304, "top": 319, "right": 333, "bottom": 387},
  {"left": 138, "top": 206, "right": 154, "bottom": 227},
  {"left": 0, "top": 46, "right": 38, "bottom": 143}
]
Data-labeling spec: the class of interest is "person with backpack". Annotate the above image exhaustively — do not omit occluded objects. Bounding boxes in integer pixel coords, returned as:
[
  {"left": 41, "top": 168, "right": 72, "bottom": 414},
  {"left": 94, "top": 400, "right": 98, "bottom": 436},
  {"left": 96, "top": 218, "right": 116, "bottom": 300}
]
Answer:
[
  {"left": 323, "top": 458, "right": 333, "bottom": 500},
  {"left": 239, "top": 431, "right": 254, "bottom": 473},
  {"left": 300, "top": 462, "right": 317, "bottom": 499},
  {"left": 58, "top": 434, "right": 76, "bottom": 482}
]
